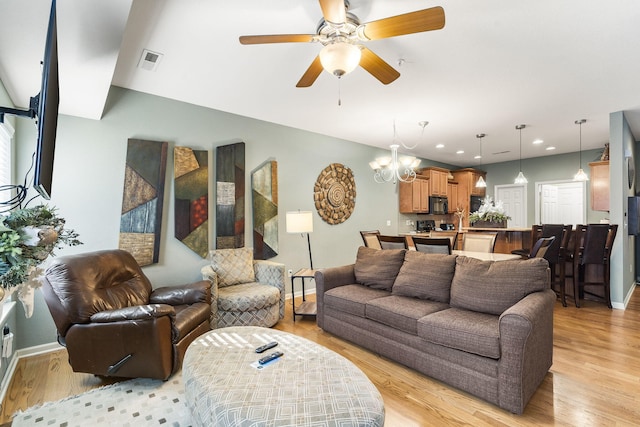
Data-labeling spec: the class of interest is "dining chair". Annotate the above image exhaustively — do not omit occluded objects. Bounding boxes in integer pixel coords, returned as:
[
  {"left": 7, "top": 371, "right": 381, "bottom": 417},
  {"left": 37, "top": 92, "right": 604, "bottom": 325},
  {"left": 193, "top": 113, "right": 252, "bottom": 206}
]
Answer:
[
  {"left": 377, "top": 235, "right": 409, "bottom": 250},
  {"left": 411, "top": 237, "right": 452, "bottom": 254},
  {"left": 572, "top": 224, "right": 618, "bottom": 308},
  {"left": 360, "top": 230, "right": 382, "bottom": 250},
  {"left": 429, "top": 230, "right": 459, "bottom": 250},
  {"left": 461, "top": 232, "right": 498, "bottom": 253}
]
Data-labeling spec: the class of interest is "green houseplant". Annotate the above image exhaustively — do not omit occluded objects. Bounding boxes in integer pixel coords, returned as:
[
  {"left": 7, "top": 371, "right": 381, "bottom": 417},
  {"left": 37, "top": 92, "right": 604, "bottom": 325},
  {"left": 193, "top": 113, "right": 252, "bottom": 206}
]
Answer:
[{"left": 0, "top": 205, "right": 82, "bottom": 314}]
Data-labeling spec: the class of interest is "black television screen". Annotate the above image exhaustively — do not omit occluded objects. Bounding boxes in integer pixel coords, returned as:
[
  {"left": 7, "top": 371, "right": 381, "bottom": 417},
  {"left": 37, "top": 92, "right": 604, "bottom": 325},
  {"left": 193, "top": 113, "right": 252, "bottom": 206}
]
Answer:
[{"left": 34, "top": 0, "right": 58, "bottom": 200}]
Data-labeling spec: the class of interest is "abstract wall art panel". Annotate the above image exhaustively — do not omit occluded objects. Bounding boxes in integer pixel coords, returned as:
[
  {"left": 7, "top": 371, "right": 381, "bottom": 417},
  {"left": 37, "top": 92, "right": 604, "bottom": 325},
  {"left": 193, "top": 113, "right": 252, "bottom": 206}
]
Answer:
[
  {"left": 174, "top": 146, "right": 209, "bottom": 258},
  {"left": 119, "top": 138, "right": 168, "bottom": 266},
  {"left": 216, "top": 142, "right": 245, "bottom": 249},
  {"left": 251, "top": 160, "right": 278, "bottom": 259}
]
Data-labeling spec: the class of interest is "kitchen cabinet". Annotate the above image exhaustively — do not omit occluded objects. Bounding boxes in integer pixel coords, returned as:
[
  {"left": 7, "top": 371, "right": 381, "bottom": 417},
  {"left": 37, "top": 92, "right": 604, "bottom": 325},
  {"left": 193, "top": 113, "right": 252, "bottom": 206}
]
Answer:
[
  {"left": 420, "top": 167, "right": 448, "bottom": 196},
  {"left": 452, "top": 168, "right": 487, "bottom": 226},
  {"left": 589, "top": 161, "right": 609, "bottom": 211},
  {"left": 399, "top": 177, "right": 429, "bottom": 213},
  {"left": 447, "top": 182, "right": 458, "bottom": 213}
]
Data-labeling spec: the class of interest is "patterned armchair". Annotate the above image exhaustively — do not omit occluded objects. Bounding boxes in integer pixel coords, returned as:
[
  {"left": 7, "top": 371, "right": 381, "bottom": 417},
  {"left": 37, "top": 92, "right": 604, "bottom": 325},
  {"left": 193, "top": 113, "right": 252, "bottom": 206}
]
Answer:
[{"left": 201, "top": 248, "right": 285, "bottom": 329}]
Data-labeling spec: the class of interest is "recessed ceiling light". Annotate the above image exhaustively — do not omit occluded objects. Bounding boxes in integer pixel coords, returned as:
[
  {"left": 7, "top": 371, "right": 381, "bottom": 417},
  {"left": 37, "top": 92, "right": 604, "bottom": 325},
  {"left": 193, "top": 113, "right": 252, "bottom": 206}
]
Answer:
[
  {"left": 474, "top": 155, "right": 482, "bottom": 159},
  {"left": 546, "top": 146, "right": 556, "bottom": 151},
  {"left": 533, "top": 139, "right": 544, "bottom": 145},
  {"left": 436, "top": 143, "right": 444, "bottom": 149},
  {"left": 456, "top": 150, "right": 464, "bottom": 154}
]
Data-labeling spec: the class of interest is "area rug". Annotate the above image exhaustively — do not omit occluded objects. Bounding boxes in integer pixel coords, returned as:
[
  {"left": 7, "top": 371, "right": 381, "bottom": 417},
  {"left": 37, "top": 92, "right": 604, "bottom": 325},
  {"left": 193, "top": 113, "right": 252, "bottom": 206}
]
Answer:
[{"left": 11, "top": 375, "right": 191, "bottom": 426}]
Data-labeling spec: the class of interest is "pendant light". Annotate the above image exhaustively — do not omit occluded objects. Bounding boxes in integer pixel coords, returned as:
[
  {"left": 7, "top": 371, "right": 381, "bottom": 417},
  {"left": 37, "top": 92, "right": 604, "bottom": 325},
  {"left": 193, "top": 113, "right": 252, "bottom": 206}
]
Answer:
[
  {"left": 573, "top": 119, "right": 589, "bottom": 181},
  {"left": 475, "top": 133, "right": 487, "bottom": 188},
  {"left": 514, "top": 124, "right": 528, "bottom": 184}
]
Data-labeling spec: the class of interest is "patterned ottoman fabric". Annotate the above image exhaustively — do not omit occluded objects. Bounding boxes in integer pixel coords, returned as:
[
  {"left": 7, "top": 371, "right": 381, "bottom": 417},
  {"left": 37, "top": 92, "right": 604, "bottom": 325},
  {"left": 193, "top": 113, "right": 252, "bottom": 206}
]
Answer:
[{"left": 183, "top": 327, "right": 385, "bottom": 427}]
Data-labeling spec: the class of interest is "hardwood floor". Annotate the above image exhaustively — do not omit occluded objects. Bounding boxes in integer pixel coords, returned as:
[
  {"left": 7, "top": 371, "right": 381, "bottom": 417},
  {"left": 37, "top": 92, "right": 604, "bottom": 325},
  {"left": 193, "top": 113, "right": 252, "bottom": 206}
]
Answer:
[{"left": 2, "top": 289, "right": 640, "bottom": 426}]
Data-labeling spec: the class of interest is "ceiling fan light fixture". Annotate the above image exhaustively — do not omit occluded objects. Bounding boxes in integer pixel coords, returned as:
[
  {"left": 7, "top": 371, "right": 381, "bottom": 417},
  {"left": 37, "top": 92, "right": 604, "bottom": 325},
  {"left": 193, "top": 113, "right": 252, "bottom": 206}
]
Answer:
[{"left": 319, "top": 42, "right": 361, "bottom": 77}]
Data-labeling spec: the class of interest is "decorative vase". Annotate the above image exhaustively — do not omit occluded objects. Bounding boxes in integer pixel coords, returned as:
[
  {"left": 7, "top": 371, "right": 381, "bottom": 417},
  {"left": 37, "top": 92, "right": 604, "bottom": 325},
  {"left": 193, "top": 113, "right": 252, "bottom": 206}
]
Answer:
[{"left": 471, "top": 220, "right": 507, "bottom": 228}]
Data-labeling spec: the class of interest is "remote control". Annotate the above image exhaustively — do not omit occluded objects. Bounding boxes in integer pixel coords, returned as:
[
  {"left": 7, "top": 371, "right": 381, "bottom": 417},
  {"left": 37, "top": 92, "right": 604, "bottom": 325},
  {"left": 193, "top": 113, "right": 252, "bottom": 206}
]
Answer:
[
  {"left": 258, "top": 351, "right": 284, "bottom": 365},
  {"left": 255, "top": 341, "right": 278, "bottom": 353}
]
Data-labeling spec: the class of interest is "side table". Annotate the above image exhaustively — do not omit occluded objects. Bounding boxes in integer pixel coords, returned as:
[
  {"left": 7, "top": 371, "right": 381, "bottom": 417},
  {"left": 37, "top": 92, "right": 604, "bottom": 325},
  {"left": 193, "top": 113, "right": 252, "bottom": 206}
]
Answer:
[{"left": 291, "top": 268, "right": 317, "bottom": 321}]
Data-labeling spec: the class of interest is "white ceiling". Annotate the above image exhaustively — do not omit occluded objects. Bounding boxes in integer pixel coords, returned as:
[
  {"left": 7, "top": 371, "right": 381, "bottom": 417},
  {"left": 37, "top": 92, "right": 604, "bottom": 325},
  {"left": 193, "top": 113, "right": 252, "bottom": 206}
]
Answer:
[{"left": 2, "top": 0, "right": 640, "bottom": 167}]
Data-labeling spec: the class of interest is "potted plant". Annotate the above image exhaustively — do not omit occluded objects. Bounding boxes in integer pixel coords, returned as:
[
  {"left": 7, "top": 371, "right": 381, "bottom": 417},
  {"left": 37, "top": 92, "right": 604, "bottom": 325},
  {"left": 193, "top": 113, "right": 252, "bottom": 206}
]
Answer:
[
  {"left": 468, "top": 196, "right": 511, "bottom": 228},
  {"left": 0, "top": 205, "right": 82, "bottom": 317}
]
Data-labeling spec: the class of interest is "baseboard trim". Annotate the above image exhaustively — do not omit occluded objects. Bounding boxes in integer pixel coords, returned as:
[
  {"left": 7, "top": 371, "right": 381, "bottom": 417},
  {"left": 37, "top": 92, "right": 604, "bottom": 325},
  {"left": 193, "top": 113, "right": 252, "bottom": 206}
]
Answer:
[{"left": 0, "top": 341, "right": 62, "bottom": 410}]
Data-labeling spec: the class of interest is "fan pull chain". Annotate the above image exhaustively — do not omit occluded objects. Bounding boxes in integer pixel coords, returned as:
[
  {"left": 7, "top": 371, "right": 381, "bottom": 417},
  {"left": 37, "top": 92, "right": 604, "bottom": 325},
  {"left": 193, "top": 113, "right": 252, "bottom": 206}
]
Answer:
[{"left": 338, "top": 77, "right": 342, "bottom": 106}]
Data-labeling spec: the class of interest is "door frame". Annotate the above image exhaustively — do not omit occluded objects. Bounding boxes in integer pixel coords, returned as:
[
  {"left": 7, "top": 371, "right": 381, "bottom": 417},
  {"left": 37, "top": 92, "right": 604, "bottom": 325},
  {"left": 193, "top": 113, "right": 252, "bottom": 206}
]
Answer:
[
  {"left": 534, "top": 179, "right": 587, "bottom": 225},
  {"left": 494, "top": 183, "right": 527, "bottom": 227}
]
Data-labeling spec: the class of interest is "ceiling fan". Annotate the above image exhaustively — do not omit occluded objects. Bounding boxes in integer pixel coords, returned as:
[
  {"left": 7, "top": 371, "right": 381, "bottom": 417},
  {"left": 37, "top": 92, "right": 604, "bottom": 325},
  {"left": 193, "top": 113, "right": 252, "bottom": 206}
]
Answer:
[{"left": 239, "top": 0, "right": 445, "bottom": 87}]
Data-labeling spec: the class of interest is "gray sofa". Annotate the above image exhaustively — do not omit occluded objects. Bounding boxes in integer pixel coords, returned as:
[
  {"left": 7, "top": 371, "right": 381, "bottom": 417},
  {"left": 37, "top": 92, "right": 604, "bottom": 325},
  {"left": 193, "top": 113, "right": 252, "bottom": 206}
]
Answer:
[{"left": 314, "top": 247, "right": 555, "bottom": 414}]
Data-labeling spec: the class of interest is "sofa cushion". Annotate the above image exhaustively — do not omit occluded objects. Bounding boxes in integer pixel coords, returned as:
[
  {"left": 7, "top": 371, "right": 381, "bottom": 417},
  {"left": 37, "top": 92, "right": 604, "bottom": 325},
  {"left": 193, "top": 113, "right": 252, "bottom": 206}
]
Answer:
[
  {"left": 417, "top": 308, "right": 501, "bottom": 359},
  {"left": 209, "top": 248, "right": 256, "bottom": 288},
  {"left": 324, "top": 284, "right": 390, "bottom": 318},
  {"left": 366, "top": 295, "right": 449, "bottom": 335},
  {"left": 450, "top": 256, "right": 549, "bottom": 315},
  {"left": 392, "top": 252, "right": 457, "bottom": 303},
  {"left": 217, "top": 282, "right": 280, "bottom": 312},
  {"left": 354, "top": 246, "right": 406, "bottom": 291}
]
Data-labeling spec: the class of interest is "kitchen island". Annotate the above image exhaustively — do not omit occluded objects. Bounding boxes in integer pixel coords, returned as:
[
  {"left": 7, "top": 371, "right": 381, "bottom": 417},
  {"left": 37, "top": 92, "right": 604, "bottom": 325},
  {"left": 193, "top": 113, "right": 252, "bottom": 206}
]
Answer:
[{"left": 404, "top": 227, "right": 531, "bottom": 254}]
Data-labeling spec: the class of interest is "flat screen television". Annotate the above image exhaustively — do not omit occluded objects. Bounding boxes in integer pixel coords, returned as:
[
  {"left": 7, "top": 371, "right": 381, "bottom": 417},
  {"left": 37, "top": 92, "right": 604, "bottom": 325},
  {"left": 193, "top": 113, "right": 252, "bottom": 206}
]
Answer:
[{"left": 33, "top": 0, "right": 58, "bottom": 200}]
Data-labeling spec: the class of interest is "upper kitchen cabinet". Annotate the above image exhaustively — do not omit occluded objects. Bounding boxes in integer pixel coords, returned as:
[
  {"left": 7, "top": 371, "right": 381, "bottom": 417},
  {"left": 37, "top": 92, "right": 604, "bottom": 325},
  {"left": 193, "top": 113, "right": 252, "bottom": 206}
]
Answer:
[
  {"left": 399, "top": 177, "right": 429, "bottom": 213},
  {"left": 589, "top": 161, "right": 609, "bottom": 211},
  {"left": 419, "top": 167, "right": 449, "bottom": 197}
]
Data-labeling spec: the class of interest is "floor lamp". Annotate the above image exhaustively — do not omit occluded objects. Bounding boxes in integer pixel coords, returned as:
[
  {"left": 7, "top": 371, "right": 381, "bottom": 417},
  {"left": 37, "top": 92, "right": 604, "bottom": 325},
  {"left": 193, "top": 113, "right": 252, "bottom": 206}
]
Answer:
[{"left": 286, "top": 211, "right": 314, "bottom": 269}]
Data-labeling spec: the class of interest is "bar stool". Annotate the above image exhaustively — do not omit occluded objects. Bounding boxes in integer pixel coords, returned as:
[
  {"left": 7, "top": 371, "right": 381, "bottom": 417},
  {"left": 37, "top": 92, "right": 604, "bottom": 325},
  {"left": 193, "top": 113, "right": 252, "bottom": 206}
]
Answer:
[{"left": 572, "top": 224, "right": 617, "bottom": 308}]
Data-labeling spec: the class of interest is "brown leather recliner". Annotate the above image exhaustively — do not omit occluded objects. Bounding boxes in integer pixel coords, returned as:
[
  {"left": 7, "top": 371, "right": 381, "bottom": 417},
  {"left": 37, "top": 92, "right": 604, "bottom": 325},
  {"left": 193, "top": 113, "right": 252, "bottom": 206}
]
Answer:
[{"left": 41, "top": 249, "right": 211, "bottom": 380}]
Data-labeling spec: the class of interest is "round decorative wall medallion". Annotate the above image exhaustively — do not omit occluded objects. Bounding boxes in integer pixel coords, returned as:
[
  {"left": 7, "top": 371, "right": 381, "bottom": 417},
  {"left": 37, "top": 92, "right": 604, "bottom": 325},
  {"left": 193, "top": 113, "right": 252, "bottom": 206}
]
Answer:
[{"left": 314, "top": 163, "right": 356, "bottom": 225}]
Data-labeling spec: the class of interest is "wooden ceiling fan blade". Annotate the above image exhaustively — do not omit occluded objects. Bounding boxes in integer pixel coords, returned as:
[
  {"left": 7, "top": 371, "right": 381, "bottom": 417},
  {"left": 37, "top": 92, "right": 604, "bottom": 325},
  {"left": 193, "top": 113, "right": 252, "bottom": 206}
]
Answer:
[
  {"left": 360, "top": 6, "right": 445, "bottom": 41},
  {"left": 318, "top": 0, "right": 346, "bottom": 24},
  {"left": 359, "top": 48, "right": 400, "bottom": 85},
  {"left": 239, "top": 34, "right": 315, "bottom": 45},
  {"left": 296, "top": 56, "right": 324, "bottom": 87}
]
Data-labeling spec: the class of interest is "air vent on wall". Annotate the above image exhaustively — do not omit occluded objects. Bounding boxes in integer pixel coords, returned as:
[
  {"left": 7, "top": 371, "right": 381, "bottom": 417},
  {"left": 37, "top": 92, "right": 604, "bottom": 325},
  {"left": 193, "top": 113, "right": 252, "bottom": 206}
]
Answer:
[{"left": 137, "top": 49, "right": 163, "bottom": 71}]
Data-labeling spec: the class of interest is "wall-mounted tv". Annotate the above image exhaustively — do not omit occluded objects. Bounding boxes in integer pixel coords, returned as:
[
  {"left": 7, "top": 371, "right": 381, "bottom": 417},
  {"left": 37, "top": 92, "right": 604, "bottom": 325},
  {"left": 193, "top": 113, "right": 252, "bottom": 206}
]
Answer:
[{"left": 33, "top": 0, "right": 59, "bottom": 200}]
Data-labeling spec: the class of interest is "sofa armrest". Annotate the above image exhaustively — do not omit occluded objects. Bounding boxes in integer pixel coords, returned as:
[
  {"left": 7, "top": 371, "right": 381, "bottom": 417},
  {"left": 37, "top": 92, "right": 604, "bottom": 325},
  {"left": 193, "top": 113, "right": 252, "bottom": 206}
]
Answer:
[
  {"left": 254, "top": 260, "right": 286, "bottom": 320},
  {"left": 497, "top": 288, "right": 555, "bottom": 414},
  {"left": 150, "top": 281, "right": 212, "bottom": 306},
  {"left": 314, "top": 264, "right": 356, "bottom": 329},
  {"left": 90, "top": 304, "right": 175, "bottom": 323}
]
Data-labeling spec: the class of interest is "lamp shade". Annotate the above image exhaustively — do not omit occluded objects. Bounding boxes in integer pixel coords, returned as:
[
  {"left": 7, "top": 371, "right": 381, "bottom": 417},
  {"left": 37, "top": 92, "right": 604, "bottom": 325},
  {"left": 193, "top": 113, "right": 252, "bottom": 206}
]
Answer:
[
  {"left": 319, "top": 42, "right": 361, "bottom": 77},
  {"left": 286, "top": 211, "right": 313, "bottom": 233}
]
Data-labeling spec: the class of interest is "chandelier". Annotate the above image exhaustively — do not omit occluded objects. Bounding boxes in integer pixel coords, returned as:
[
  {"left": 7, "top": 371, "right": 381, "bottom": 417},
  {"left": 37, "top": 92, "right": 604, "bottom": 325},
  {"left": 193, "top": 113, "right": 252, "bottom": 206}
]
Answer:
[
  {"left": 369, "top": 144, "right": 421, "bottom": 184},
  {"left": 369, "top": 121, "right": 426, "bottom": 184}
]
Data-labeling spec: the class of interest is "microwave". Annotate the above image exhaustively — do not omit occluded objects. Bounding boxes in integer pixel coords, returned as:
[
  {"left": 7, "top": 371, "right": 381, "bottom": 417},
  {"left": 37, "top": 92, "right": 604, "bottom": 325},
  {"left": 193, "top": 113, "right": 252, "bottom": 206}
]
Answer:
[{"left": 429, "top": 196, "right": 448, "bottom": 215}]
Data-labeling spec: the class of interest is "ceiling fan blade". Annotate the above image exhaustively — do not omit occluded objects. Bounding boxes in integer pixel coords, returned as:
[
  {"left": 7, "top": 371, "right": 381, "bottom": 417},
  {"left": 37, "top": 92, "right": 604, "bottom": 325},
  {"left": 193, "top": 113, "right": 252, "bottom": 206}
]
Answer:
[
  {"left": 359, "top": 6, "right": 445, "bottom": 41},
  {"left": 239, "top": 34, "right": 315, "bottom": 45},
  {"left": 296, "top": 56, "right": 324, "bottom": 87},
  {"left": 359, "top": 47, "right": 400, "bottom": 85},
  {"left": 318, "top": 0, "right": 346, "bottom": 24}
]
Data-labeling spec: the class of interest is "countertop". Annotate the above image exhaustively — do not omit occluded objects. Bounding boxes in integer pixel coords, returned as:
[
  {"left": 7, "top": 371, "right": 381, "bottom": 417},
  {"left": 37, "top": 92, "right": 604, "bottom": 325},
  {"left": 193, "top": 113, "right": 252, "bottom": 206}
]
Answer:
[{"left": 403, "top": 227, "right": 531, "bottom": 235}]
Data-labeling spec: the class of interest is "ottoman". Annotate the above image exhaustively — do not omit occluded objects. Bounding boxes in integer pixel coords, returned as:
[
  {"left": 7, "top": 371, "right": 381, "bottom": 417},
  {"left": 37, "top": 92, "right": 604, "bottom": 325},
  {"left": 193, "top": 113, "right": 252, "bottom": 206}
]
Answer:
[{"left": 183, "top": 326, "right": 385, "bottom": 426}]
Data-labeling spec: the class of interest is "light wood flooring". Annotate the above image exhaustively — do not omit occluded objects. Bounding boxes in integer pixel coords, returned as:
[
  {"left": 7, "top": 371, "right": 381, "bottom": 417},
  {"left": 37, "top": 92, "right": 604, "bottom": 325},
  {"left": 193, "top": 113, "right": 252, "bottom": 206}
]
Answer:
[{"left": 1, "top": 289, "right": 640, "bottom": 426}]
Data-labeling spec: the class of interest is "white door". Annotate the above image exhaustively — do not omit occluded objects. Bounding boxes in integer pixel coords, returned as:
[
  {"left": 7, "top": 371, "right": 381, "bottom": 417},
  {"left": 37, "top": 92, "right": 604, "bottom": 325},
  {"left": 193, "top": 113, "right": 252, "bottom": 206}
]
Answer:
[
  {"left": 535, "top": 180, "right": 586, "bottom": 225},
  {"left": 495, "top": 184, "right": 527, "bottom": 227}
]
